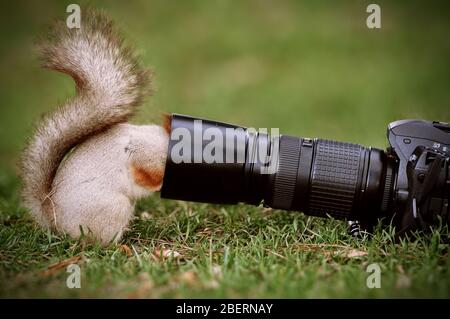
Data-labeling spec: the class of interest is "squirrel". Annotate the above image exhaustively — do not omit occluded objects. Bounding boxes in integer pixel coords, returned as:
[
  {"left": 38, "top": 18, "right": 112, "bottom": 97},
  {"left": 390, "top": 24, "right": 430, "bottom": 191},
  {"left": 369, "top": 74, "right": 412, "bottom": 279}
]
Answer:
[{"left": 20, "top": 9, "right": 170, "bottom": 245}]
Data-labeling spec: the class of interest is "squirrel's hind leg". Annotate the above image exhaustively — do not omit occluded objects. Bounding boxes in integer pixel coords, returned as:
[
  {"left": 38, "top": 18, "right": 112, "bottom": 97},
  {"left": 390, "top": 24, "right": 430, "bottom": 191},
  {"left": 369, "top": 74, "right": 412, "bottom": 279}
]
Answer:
[{"left": 55, "top": 191, "right": 134, "bottom": 245}]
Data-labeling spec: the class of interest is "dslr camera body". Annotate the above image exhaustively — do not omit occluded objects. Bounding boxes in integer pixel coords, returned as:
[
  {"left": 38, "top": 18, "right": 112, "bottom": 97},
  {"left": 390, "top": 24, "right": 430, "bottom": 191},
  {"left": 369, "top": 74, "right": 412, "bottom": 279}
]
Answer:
[{"left": 384, "top": 120, "right": 449, "bottom": 236}]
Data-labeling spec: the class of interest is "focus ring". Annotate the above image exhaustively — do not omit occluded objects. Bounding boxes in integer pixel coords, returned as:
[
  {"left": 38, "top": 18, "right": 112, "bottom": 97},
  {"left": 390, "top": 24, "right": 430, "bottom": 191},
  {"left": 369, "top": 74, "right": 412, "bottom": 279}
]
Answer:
[
  {"left": 308, "top": 139, "right": 364, "bottom": 219},
  {"left": 271, "top": 136, "right": 301, "bottom": 210}
]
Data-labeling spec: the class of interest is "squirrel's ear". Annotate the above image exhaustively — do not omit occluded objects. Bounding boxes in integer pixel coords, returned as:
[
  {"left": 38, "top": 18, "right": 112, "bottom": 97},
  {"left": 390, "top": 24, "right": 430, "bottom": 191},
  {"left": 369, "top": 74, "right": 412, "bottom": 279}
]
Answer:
[
  {"left": 162, "top": 113, "right": 172, "bottom": 135},
  {"left": 131, "top": 165, "right": 164, "bottom": 191}
]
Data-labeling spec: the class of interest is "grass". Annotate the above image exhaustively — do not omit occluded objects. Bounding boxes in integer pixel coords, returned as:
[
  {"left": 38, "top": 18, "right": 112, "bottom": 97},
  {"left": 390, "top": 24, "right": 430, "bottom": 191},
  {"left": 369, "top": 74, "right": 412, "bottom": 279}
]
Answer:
[
  {"left": 0, "top": 0, "right": 449, "bottom": 298},
  {"left": 0, "top": 169, "right": 449, "bottom": 298}
]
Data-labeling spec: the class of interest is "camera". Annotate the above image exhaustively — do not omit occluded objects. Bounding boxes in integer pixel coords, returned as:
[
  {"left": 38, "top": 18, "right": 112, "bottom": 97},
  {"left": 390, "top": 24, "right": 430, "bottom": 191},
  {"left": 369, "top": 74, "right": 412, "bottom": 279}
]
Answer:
[{"left": 161, "top": 114, "right": 449, "bottom": 237}]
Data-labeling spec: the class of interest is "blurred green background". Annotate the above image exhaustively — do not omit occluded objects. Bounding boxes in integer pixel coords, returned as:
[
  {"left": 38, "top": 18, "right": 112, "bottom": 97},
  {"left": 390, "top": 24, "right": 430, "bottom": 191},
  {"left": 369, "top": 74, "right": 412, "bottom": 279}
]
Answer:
[{"left": 1, "top": 0, "right": 449, "bottom": 173}]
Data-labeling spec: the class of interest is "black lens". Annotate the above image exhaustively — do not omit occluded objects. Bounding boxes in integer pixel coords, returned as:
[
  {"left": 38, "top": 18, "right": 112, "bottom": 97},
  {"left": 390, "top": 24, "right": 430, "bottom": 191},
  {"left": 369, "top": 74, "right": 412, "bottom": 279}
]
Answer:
[
  {"left": 161, "top": 114, "right": 391, "bottom": 226},
  {"left": 265, "top": 137, "right": 389, "bottom": 224}
]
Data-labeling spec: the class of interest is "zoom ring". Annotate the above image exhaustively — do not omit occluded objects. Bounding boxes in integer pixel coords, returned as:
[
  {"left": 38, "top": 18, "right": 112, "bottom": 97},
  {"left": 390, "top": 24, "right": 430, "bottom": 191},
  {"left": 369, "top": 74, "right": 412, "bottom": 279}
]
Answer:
[
  {"left": 308, "top": 139, "right": 364, "bottom": 219},
  {"left": 271, "top": 136, "right": 301, "bottom": 210}
]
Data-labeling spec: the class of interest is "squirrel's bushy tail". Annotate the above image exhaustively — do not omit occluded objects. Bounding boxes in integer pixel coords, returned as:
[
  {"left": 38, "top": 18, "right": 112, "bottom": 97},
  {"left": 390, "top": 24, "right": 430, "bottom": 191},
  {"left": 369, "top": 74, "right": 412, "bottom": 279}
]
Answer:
[{"left": 20, "top": 9, "right": 151, "bottom": 228}]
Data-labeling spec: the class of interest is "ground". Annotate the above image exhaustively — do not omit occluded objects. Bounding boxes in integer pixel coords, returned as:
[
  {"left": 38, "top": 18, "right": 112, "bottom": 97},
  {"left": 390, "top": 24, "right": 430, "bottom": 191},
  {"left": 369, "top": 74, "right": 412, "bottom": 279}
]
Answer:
[
  {"left": 0, "top": 0, "right": 449, "bottom": 298},
  {"left": 1, "top": 174, "right": 449, "bottom": 298}
]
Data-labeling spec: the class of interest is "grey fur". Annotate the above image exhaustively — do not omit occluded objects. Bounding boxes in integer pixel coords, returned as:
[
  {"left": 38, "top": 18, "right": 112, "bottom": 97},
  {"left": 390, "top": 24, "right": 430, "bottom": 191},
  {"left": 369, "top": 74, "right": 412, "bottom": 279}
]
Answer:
[{"left": 20, "top": 9, "right": 168, "bottom": 244}]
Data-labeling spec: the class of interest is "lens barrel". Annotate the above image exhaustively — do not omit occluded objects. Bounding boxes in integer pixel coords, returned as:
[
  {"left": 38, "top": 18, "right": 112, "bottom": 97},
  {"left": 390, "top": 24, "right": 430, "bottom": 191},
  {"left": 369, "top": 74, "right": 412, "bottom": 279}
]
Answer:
[
  {"left": 266, "top": 137, "right": 388, "bottom": 223},
  {"left": 161, "top": 114, "right": 390, "bottom": 223}
]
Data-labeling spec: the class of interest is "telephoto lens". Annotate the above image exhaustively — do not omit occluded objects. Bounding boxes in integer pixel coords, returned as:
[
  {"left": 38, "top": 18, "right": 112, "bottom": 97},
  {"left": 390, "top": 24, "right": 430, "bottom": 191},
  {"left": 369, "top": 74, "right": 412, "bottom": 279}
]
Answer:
[
  {"left": 161, "top": 114, "right": 449, "bottom": 234},
  {"left": 160, "top": 114, "right": 394, "bottom": 230}
]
